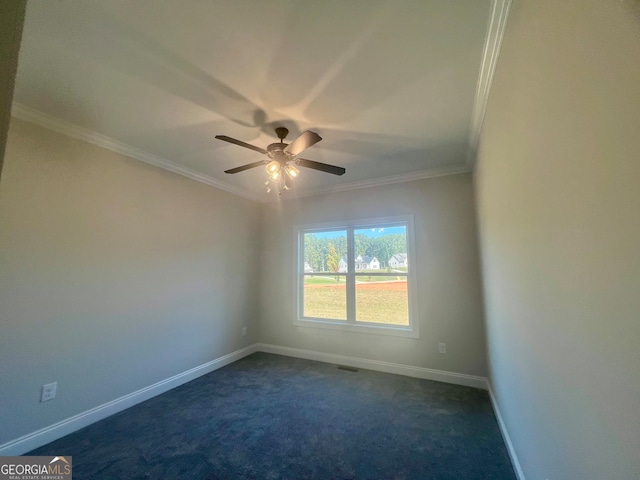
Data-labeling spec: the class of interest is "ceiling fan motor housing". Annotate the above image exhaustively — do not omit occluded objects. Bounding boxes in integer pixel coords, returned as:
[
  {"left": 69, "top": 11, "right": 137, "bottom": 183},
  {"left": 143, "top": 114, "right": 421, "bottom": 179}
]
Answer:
[{"left": 266, "top": 142, "right": 292, "bottom": 162}]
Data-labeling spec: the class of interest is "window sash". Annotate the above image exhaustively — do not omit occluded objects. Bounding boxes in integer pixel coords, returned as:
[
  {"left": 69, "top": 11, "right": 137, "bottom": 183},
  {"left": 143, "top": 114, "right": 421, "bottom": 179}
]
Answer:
[{"left": 297, "top": 217, "right": 416, "bottom": 336}]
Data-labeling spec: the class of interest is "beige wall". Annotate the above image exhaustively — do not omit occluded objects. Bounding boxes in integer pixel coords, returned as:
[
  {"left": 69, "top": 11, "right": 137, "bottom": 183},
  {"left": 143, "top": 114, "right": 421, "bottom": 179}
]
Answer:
[
  {"left": 0, "top": 120, "right": 487, "bottom": 448},
  {"left": 0, "top": 0, "right": 25, "bottom": 176},
  {"left": 260, "top": 174, "right": 487, "bottom": 376},
  {"left": 0, "top": 118, "right": 261, "bottom": 444},
  {"left": 474, "top": 1, "right": 640, "bottom": 479}
]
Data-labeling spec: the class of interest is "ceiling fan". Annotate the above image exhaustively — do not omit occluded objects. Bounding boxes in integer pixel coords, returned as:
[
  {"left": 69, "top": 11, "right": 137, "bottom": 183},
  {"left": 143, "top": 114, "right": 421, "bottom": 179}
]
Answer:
[{"left": 215, "top": 127, "right": 346, "bottom": 194}]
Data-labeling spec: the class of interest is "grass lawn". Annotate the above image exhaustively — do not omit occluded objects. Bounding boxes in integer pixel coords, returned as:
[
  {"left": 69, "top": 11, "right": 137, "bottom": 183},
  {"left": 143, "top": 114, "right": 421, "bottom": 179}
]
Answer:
[
  {"left": 303, "top": 276, "right": 343, "bottom": 285},
  {"left": 355, "top": 275, "right": 404, "bottom": 282},
  {"left": 304, "top": 275, "right": 406, "bottom": 283},
  {"left": 303, "top": 281, "right": 408, "bottom": 325},
  {"left": 304, "top": 283, "right": 347, "bottom": 320}
]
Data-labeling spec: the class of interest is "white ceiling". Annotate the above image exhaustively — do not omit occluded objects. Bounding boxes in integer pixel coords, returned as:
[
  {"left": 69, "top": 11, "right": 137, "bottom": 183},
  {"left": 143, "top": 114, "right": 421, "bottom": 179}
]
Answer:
[{"left": 13, "top": 0, "right": 500, "bottom": 201}]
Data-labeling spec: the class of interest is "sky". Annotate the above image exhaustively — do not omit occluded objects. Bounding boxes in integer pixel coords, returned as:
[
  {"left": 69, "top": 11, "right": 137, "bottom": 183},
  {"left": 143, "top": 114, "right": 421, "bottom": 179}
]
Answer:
[{"left": 307, "top": 226, "right": 406, "bottom": 239}]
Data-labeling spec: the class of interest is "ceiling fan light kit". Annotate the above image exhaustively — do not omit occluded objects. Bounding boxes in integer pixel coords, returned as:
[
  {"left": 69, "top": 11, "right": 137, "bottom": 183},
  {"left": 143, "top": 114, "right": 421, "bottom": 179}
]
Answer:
[
  {"left": 285, "top": 164, "right": 299, "bottom": 178},
  {"left": 216, "top": 127, "right": 346, "bottom": 195}
]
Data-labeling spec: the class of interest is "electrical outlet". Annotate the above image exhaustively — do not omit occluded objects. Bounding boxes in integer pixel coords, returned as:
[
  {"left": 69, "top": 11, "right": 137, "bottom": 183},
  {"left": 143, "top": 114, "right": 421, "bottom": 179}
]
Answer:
[
  {"left": 41, "top": 382, "right": 57, "bottom": 402},
  {"left": 242, "top": 327, "right": 247, "bottom": 337},
  {"left": 438, "top": 342, "right": 447, "bottom": 354}
]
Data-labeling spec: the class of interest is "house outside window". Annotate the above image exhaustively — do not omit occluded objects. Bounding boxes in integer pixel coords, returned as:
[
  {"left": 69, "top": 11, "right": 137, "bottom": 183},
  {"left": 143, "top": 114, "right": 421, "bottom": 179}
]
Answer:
[
  {"left": 295, "top": 215, "right": 418, "bottom": 338},
  {"left": 389, "top": 253, "right": 408, "bottom": 269}
]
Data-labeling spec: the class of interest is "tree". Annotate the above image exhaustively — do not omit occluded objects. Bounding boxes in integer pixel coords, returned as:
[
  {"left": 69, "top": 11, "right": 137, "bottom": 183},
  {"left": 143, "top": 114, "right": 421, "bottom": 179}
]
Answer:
[
  {"left": 355, "top": 233, "right": 370, "bottom": 256},
  {"left": 326, "top": 243, "right": 341, "bottom": 281},
  {"left": 304, "top": 234, "right": 323, "bottom": 272}
]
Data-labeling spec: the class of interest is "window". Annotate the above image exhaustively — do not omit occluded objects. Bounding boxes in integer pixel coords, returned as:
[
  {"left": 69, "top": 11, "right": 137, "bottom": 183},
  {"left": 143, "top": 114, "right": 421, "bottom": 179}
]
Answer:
[{"left": 295, "top": 216, "right": 418, "bottom": 338}]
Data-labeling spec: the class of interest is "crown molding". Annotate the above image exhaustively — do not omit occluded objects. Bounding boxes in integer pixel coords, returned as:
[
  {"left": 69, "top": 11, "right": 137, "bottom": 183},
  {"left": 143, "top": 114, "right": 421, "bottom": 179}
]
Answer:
[
  {"left": 466, "top": 0, "right": 512, "bottom": 169},
  {"left": 11, "top": 103, "right": 473, "bottom": 203},
  {"left": 9, "top": 2, "right": 509, "bottom": 202},
  {"left": 11, "top": 103, "right": 262, "bottom": 202},
  {"left": 277, "top": 163, "right": 471, "bottom": 202}
]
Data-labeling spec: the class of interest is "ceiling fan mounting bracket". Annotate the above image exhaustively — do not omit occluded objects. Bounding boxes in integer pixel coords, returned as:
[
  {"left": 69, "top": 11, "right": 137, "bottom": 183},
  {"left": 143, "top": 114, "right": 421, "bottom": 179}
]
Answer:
[{"left": 275, "top": 127, "right": 289, "bottom": 141}]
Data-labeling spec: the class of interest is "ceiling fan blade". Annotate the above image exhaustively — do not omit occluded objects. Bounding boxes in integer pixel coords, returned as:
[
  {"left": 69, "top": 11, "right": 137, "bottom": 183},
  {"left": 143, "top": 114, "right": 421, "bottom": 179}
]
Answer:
[
  {"left": 296, "top": 158, "right": 346, "bottom": 176},
  {"left": 215, "top": 135, "right": 267, "bottom": 155},
  {"left": 284, "top": 131, "right": 322, "bottom": 156},
  {"left": 224, "top": 160, "right": 267, "bottom": 174}
]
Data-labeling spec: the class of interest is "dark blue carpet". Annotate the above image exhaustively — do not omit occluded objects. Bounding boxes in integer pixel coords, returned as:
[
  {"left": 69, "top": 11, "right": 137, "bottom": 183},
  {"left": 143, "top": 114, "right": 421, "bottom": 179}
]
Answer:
[{"left": 29, "top": 352, "right": 516, "bottom": 479}]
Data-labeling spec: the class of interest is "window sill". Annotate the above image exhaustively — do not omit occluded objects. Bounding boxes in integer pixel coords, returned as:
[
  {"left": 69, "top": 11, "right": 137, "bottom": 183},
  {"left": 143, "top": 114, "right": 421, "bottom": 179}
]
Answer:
[{"left": 294, "top": 317, "right": 420, "bottom": 338}]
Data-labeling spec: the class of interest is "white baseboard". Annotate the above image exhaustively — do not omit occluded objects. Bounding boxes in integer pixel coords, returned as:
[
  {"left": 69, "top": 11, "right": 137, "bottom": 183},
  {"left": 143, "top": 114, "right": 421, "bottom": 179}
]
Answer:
[
  {"left": 256, "top": 343, "right": 488, "bottom": 390},
  {"left": 487, "top": 382, "right": 526, "bottom": 480},
  {"left": 1, "top": 343, "right": 489, "bottom": 456},
  {"left": 0, "top": 344, "right": 258, "bottom": 456}
]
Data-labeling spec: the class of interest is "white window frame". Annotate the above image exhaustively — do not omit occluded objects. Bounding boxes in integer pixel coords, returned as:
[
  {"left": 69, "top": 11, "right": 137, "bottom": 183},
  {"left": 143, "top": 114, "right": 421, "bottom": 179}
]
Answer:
[{"left": 294, "top": 215, "right": 419, "bottom": 338}]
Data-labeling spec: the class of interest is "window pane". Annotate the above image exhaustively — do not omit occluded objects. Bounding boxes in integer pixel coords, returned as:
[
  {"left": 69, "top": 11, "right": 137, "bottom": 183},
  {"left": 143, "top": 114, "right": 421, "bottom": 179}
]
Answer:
[
  {"left": 354, "top": 225, "right": 408, "bottom": 272},
  {"left": 303, "top": 275, "right": 346, "bottom": 320},
  {"left": 303, "top": 230, "right": 348, "bottom": 274},
  {"left": 355, "top": 277, "right": 409, "bottom": 325}
]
